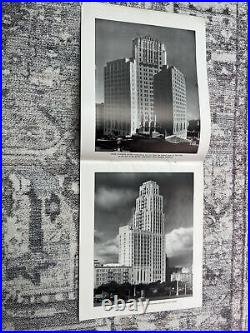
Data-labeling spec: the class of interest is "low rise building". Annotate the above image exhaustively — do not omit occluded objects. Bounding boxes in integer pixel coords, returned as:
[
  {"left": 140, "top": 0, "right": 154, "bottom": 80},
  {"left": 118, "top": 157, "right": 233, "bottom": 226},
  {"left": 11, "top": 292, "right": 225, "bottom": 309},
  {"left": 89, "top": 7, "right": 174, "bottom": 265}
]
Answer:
[
  {"left": 94, "top": 264, "right": 131, "bottom": 288},
  {"left": 171, "top": 267, "right": 192, "bottom": 286}
]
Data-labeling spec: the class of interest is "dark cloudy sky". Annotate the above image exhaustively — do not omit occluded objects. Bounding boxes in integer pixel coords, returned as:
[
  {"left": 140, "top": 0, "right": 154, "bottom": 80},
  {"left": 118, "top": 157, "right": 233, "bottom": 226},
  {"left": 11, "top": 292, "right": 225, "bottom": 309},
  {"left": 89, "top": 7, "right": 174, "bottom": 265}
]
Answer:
[
  {"left": 94, "top": 172, "right": 193, "bottom": 268},
  {"left": 96, "top": 19, "right": 200, "bottom": 121}
]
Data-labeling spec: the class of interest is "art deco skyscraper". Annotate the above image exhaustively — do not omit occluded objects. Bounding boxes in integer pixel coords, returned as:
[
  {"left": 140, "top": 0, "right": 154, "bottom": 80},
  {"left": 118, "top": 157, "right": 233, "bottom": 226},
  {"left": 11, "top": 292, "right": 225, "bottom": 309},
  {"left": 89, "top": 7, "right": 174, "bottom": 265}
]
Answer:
[
  {"left": 132, "top": 36, "right": 167, "bottom": 133},
  {"left": 119, "top": 181, "right": 166, "bottom": 284},
  {"left": 103, "top": 36, "right": 167, "bottom": 137}
]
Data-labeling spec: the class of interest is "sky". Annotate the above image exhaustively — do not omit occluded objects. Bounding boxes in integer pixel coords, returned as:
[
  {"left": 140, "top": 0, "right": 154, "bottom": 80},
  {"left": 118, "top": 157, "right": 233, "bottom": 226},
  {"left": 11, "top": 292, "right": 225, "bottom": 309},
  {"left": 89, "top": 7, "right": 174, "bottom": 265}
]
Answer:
[
  {"left": 96, "top": 19, "right": 200, "bottom": 121},
  {"left": 94, "top": 172, "right": 193, "bottom": 268}
]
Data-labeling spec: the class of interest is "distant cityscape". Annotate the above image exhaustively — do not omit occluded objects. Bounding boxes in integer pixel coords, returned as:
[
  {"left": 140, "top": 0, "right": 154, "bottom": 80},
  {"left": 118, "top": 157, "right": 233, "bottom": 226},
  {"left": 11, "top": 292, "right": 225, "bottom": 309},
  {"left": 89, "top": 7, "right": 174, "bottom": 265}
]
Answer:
[
  {"left": 96, "top": 35, "right": 200, "bottom": 153},
  {"left": 94, "top": 180, "right": 192, "bottom": 305}
]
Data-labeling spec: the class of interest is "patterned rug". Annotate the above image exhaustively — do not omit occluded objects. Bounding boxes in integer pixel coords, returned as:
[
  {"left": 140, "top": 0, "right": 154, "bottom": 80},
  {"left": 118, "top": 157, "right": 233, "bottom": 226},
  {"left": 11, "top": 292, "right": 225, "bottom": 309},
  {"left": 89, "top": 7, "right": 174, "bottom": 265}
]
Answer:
[{"left": 2, "top": 2, "right": 247, "bottom": 330}]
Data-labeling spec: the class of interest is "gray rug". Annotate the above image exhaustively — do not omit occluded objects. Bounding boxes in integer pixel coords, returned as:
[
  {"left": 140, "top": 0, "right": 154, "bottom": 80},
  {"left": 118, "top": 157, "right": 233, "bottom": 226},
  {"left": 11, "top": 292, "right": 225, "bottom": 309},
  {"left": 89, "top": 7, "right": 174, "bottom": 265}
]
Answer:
[{"left": 2, "top": 2, "right": 247, "bottom": 330}]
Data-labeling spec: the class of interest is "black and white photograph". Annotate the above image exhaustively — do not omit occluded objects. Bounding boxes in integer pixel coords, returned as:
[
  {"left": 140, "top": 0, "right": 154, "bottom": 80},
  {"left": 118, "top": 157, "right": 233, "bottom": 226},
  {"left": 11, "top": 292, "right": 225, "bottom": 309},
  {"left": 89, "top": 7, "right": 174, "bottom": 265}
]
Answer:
[
  {"left": 95, "top": 19, "right": 201, "bottom": 154},
  {"left": 79, "top": 161, "right": 203, "bottom": 320},
  {"left": 94, "top": 172, "right": 194, "bottom": 306}
]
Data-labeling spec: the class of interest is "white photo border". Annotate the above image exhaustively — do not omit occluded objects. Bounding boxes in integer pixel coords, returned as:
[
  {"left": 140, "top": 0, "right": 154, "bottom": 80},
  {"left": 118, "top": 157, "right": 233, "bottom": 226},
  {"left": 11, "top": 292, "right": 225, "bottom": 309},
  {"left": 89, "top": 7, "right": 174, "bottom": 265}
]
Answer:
[
  {"left": 79, "top": 160, "right": 203, "bottom": 321},
  {"left": 81, "top": 2, "right": 211, "bottom": 161}
]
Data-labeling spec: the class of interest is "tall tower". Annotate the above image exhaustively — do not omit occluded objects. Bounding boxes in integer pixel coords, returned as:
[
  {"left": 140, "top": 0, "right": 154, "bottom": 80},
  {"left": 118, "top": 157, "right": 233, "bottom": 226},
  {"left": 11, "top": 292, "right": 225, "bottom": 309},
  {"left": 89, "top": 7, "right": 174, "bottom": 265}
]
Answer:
[
  {"left": 132, "top": 36, "right": 167, "bottom": 133},
  {"left": 119, "top": 181, "right": 166, "bottom": 284},
  {"left": 133, "top": 181, "right": 164, "bottom": 233}
]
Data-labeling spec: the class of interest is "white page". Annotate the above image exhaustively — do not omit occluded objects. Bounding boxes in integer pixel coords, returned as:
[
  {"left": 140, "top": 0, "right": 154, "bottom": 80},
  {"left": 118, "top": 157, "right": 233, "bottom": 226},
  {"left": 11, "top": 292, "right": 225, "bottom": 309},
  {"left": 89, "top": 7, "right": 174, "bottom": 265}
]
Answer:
[{"left": 79, "top": 3, "right": 210, "bottom": 321}]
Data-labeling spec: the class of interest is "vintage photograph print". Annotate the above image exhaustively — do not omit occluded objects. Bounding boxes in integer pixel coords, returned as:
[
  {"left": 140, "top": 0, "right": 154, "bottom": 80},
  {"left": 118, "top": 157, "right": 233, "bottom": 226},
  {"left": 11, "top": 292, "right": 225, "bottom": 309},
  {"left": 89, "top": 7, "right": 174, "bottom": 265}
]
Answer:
[
  {"left": 94, "top": 172, "right": 194, "bottom": 306},
  {"left": 95, "top": 19, "right": 200, "bottom": 154}
]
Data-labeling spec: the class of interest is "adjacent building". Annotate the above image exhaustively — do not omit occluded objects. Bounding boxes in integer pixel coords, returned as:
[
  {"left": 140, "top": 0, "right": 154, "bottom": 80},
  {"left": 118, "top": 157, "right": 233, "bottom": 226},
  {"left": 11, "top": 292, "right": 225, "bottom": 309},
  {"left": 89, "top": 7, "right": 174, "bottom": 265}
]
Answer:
[
  {"left": 119, "top": 181, "right": 166, "bottom": 284},
  {"left": 96, "top": 103, "right": 105, "bottom": 138},
  {"left": 94, "top": 264, "right": 131, "bottom": 288},
  {"left": 171, "top": 267, "right": 192, "bottom": 286},
  {"left": 103, "top": 58, "right": 138, "bottom": 136},
  {"left": 187, "top": 119, "right": 200, "bottom": 139},
  {"left": 154, "top": 65, "right": 187, "bottom": 139}
]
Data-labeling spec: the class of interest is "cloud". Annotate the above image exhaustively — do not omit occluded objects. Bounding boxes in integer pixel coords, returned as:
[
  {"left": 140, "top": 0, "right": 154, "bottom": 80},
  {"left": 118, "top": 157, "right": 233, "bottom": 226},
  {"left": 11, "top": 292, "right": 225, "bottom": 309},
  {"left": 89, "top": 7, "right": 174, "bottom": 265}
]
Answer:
[
  {"left": 168, "top": 253, "right": 193, "bottom": 268},
  {"left": 165, "top": 227, "right": 193, "bottom": 259},
  {"left": 95, "top": 187, "right": 136, "bottom": 211},
  {"left": 94, "top": 229, "right": 105, "bottom": 243},
  {"left": 95, "top": 235, "right": 119, "bottom": 264}
]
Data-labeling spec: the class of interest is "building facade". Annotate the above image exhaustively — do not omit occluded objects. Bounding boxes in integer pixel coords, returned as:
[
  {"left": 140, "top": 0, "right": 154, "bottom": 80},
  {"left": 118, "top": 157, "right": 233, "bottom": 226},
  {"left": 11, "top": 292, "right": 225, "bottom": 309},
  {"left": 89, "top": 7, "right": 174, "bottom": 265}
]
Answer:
[
  {"left": 132, "top": 36, "right": 167, "bottom": 133},
  {"left": 96, "top": 103, "right": 104, "bottom": 138},
  {"left": 154, "top": 65, "right": 187, "bottom": 139},
  {"left": 94, "top": 264, "right": 131, "bottom": 288},
  {"left": 103, "top": 36, "right": 167, "bottom": 136},
  {"left": 119, "top": 181, "right": 166, "bottom": 284},
  {"left": 103, "top": 58, "right": 138, "bottom": 136},
  {"left": 171, "top": 267, "right": 192, "bottom": 287}
]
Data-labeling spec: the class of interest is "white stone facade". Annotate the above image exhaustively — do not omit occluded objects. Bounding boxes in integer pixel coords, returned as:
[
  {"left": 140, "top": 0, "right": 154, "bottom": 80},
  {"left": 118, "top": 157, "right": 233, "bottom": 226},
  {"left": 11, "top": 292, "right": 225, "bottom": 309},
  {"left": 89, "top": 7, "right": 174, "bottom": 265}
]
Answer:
[
  {"left": 132, "top": 36, "right": 167, "bottom": 133},
  {"left": 94, "top": 265, "right": 131, "bottom": 288},
  {"left": 119, "top": 181, "right": 166, "bottom": 284}
]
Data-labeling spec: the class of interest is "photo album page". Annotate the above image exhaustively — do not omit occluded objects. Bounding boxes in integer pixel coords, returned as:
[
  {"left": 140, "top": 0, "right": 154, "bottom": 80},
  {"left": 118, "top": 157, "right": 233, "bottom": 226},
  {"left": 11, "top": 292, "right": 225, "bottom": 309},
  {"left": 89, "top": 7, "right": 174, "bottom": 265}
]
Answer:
[{"left": 79, "top": 3, "right": 210, "bottom": 321}]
